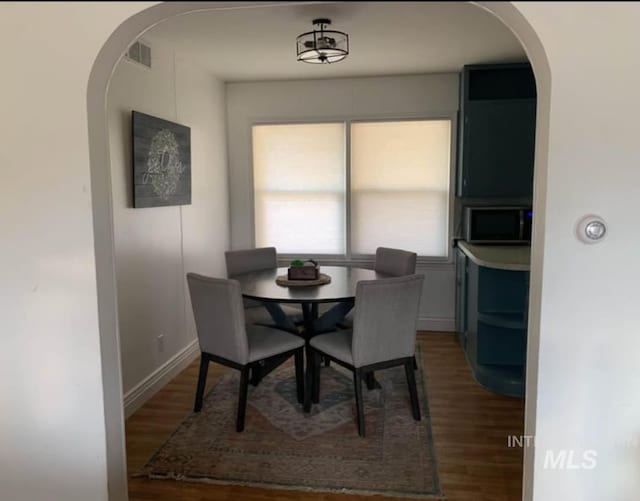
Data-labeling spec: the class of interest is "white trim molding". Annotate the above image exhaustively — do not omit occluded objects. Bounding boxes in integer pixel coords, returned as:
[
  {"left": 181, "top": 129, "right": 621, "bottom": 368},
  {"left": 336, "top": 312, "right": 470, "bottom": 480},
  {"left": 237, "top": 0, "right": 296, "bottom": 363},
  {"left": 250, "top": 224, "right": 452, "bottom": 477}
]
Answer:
[
  {"left": 418, "top": 316, "right": 455, "bottom": 332},
  {"left": 123, "top": 339, "right": 200, "bottom": 418}
]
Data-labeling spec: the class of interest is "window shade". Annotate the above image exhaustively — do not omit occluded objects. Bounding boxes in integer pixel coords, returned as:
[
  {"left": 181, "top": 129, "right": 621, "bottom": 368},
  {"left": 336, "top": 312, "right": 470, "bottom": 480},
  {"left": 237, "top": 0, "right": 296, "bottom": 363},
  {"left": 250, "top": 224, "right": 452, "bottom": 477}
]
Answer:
[
  {"left": 350, "top": 120, "right": 451, "bottom": 256},
  {"left": 252, "top": 123, "right": 346, "bottom": 254}
]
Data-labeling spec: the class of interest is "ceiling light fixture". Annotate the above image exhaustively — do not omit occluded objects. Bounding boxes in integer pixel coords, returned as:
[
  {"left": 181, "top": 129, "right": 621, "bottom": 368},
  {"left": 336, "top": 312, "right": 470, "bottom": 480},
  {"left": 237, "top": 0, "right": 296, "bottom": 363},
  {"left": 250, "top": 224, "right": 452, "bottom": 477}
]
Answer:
[{"left": 296, "top": 18, "right": 349, "bottom": 64}]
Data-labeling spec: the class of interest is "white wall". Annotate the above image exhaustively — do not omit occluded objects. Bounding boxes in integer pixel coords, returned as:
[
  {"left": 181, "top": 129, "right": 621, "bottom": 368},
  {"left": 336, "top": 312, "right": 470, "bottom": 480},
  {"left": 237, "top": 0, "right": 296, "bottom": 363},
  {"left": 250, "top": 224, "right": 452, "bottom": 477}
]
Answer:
[
  {"left": 0, "top": 3, "right": 147, "bottom": 500},
  {"left": 511, "top": 2, "right": 640, "bottom": 500},
  {"left": 2, "top": 3, "right": 640, "bottom": 501},
  {"left": 226, "top": 75, "right": 458, "bottom": 330},
  {"left": 107, "top": 38, "right": 229, "bottom": 406}
]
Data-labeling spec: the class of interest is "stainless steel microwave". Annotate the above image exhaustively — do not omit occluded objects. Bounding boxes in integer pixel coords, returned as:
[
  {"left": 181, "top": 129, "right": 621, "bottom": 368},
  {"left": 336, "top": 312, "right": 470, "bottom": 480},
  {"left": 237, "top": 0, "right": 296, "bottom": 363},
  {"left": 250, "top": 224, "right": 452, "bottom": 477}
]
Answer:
[{"left": 463, "top": 206, "right": 532, "bottom": 244}]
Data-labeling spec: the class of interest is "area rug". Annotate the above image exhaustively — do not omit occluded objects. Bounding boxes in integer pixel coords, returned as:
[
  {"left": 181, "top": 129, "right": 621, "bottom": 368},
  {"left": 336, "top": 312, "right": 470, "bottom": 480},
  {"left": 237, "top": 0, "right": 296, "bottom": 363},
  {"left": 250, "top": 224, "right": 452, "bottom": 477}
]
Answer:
[{"left": 138, "top": 348, "right": 442, "bottom": 499}]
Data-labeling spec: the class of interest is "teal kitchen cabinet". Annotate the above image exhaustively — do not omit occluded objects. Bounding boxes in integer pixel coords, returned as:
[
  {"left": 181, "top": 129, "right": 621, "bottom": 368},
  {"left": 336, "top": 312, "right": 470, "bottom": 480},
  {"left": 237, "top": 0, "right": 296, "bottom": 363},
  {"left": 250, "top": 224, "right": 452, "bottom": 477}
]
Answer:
[
  {"left": 455, "top": 247, "right": 468, "bottom": 349},
  {"left": 456, "top": 242, "right": 530, "bottom": 398},
  {"left": 456, "top": 63, "right": 537, "bottom": 198}
]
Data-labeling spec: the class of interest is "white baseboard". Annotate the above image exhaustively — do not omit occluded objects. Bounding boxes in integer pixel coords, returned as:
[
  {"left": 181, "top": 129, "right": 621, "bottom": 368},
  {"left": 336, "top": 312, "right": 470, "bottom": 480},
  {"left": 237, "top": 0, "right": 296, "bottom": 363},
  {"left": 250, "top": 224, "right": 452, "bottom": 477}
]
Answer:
[
  {"left": 123, "top": 340, "right": 200, "bottom": 418},
  {"left": 418, "top": 317, "right": 455, "bottom": 332}
]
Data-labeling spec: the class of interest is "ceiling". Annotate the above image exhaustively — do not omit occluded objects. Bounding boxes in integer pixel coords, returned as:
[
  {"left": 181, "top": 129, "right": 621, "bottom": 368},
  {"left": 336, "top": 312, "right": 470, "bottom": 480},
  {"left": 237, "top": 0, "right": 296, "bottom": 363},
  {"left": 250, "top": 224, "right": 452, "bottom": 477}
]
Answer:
[{"left": 146, "top": 2, "right": 527, "bottom": 82}]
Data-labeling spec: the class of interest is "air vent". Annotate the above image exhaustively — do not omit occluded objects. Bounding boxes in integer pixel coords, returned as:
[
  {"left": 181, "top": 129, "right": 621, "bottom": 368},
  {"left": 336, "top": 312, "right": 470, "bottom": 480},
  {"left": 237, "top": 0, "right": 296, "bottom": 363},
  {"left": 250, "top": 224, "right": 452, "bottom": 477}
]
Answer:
[{"left": 127, "top": 41, "right": 151, "bottom": 68}]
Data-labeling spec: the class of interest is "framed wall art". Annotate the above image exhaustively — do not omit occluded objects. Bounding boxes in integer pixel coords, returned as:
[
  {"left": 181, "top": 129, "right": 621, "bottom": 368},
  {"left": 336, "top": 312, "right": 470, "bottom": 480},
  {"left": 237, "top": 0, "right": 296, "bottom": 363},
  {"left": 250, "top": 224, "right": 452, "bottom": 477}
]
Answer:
[{"left": 132, "top": 111, "right": 191, "bottom": 208}]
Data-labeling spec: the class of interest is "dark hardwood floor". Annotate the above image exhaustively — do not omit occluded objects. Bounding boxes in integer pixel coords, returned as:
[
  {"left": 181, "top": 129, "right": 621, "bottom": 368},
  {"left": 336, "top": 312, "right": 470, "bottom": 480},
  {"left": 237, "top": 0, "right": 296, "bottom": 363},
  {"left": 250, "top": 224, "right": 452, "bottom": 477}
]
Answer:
[{"left": 126, "top": 332, "right": 525, "bottom": 501}]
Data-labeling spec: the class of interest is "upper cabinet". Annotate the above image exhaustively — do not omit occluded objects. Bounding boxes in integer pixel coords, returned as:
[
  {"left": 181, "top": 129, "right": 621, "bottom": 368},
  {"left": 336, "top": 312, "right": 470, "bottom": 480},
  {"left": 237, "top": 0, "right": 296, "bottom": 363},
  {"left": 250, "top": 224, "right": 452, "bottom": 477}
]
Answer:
[{"left": 456, "top": 63, "right": 537, "bottom": 198}]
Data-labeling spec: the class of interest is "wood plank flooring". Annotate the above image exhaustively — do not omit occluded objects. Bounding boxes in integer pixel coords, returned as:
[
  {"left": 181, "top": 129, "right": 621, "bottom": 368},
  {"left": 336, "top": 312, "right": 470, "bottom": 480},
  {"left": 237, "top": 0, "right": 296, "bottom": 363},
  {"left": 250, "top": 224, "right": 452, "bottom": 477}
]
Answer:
[{"left": 126, "top": 332, "right": 525, "bottom": 501}]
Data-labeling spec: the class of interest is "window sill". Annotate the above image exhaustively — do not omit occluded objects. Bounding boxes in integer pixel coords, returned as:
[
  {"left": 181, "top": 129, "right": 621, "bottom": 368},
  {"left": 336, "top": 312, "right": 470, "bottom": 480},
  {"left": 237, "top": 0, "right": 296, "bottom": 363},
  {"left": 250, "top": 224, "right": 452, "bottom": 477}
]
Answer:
[{"left": 277, "top": 254, "right": 453, "bottom": 268}]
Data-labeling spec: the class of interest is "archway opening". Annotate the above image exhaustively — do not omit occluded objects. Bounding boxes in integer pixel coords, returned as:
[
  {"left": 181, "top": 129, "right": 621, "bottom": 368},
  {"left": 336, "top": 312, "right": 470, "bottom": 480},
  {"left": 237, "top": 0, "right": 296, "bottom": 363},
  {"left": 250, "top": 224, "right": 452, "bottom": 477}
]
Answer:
[{"left": 87, "top": 2, "right": 550, "bottom": 499}]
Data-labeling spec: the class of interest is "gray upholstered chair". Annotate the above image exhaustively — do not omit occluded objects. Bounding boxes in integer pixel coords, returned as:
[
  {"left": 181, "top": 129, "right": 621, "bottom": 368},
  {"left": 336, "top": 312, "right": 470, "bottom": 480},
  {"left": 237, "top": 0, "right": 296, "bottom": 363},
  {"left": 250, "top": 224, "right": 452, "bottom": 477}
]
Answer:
[
  {"left": 374, "top": 246, "right": 417, "bottom": 276},
  {"left": 306, "top": 274, "right": 425, "bottom": 436},
  {"left": 225, "top": 247, "right": 301, "bottom": 331},
  {"left": 187, "top": 273, "right": 305, "bottom": 432},
  {"left": 325, "top": 247, "right": 418, "bottom": 331},
  {"left": 225, "top": 246, "right": 279, "bottom": 279}
]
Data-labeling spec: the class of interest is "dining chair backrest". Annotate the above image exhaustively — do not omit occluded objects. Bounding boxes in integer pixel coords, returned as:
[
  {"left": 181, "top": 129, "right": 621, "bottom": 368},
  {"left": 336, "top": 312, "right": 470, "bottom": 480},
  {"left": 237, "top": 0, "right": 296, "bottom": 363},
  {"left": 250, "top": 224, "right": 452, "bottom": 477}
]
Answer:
[
  {"left": 374, "top": 247, "right": 417, "bottom": 277},
  {"left": 187, "top": 273, "right": 249, "bottom": 365},
  {"left": 225, "top": 247, "right": 277, "bottom": 277},
  {"left": 351, "top": 274, "right": 424, "bottom": 367}
]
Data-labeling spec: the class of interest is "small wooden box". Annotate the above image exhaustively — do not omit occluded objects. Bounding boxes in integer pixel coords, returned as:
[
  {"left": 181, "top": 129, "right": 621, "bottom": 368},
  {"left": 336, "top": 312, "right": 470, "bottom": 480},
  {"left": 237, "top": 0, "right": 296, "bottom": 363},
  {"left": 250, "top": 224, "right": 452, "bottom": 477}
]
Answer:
[{"left": 288, "top": 262, "right": 319, "bottom": 280}]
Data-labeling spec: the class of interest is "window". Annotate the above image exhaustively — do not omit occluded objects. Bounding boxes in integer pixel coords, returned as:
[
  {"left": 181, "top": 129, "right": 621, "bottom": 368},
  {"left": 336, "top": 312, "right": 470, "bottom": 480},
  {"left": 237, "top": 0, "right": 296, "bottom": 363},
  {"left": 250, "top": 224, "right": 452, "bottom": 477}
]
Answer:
[
  {"left": 252, "top": 123, "right": 346, "bottom": 254},
  {"left": 252, "top": 119, "right": 451, "bottom": 258},
  {"left": 351, "top": 120, "right": 451, "bottom": 257}
]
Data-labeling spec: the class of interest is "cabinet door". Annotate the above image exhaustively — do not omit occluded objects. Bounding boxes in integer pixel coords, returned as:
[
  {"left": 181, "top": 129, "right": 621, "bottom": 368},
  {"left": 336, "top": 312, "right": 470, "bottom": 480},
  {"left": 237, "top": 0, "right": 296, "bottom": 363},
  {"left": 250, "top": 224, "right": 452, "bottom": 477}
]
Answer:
[
  {"left": 459, "top": 99, "right": 536, "bottom": 198},
  {"left": 455, "top": 248, "right": 468, "bottom": 345}
]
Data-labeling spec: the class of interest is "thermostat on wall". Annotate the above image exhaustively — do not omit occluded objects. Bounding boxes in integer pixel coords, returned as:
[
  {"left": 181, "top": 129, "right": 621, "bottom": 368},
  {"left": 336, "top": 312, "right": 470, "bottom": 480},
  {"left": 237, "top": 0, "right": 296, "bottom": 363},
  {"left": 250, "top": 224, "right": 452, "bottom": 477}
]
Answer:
[{"left": 576, "top": 215, "right": 607, "bottom": 244}]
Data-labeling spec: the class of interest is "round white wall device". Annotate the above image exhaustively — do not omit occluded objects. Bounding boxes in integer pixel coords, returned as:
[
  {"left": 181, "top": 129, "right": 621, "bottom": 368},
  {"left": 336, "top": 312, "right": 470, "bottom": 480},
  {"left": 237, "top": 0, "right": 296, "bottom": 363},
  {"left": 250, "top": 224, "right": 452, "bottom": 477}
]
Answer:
[{"left": 576, "top": 215, "right": 607, "bottom": 244}]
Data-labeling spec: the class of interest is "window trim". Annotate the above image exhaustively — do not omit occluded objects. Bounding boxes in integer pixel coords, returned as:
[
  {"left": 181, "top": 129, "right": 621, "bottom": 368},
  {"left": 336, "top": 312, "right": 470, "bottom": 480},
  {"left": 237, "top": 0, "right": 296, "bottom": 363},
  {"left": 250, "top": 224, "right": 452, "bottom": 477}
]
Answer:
[{"left": 249, "top": 112, "right": 458, "bottom": 265}]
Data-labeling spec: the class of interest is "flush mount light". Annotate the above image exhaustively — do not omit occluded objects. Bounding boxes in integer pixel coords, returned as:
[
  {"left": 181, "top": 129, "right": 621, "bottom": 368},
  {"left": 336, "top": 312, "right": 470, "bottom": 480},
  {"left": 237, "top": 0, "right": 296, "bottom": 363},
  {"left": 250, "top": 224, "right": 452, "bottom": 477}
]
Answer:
[{"left": 296, "top": 18, "right": 349, "bottom": 64}]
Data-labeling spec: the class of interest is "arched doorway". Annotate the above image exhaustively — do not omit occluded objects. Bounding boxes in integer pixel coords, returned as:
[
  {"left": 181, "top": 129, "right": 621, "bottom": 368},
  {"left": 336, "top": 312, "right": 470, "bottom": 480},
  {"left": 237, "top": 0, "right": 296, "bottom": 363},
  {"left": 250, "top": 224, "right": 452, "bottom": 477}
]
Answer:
[{"left": 87, "top": 3, "right": 550, "bottom": 499}]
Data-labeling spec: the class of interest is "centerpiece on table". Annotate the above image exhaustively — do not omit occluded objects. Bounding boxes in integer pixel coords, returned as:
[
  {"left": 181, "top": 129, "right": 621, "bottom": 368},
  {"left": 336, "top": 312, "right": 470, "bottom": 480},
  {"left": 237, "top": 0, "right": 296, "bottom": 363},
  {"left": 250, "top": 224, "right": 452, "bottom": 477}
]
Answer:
[
  {"left": 288, "top": 259, "right": 319, "bottom": 280},
  {"left": 275, "top": 259, "right": 331, "bottom": 287}
]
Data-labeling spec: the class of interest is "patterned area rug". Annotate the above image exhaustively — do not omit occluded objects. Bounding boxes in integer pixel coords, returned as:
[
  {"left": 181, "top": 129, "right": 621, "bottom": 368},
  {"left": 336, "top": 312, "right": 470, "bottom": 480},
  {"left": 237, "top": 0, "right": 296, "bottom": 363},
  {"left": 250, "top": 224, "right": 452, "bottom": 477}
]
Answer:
[{"left": 139, "top": 349, "right": 441, "bottom": 498}]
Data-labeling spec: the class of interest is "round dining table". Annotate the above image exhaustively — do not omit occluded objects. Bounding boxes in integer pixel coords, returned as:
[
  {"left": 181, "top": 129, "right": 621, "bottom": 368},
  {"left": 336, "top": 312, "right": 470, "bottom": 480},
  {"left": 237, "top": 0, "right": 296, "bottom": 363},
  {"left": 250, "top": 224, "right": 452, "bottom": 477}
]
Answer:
[
  {"left": 233, "top": 265, "right": 387, "bottom": 403},
  {"left": 233, "top": 265, "right": 385, "bottom": 336}
]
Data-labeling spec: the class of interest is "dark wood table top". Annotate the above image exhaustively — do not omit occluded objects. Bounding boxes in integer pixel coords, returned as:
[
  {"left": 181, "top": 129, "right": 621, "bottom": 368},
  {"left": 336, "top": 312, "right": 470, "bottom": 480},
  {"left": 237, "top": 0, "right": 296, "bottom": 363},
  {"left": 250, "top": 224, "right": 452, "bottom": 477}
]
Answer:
[{"left": 234, "top": 266, "right": 386, "bottom": 304}]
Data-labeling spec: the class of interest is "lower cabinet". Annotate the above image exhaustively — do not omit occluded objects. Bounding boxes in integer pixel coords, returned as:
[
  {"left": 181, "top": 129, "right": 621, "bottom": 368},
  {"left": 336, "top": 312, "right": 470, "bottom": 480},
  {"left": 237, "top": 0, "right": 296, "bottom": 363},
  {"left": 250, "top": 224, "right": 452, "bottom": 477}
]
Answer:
[
  {"left": 459, "top": 259, "right": 529, "bottom": 398},
  {"left": 454, "top": 248, "right": 468, "bottom": 348}
]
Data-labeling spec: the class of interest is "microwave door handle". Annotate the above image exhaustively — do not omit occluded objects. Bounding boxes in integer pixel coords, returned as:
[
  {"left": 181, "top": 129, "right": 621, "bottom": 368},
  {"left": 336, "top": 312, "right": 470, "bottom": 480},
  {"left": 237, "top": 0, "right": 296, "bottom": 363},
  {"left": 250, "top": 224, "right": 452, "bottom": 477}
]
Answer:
[{"left": 519, "top": 211, "right": 525, "bottom": 239}]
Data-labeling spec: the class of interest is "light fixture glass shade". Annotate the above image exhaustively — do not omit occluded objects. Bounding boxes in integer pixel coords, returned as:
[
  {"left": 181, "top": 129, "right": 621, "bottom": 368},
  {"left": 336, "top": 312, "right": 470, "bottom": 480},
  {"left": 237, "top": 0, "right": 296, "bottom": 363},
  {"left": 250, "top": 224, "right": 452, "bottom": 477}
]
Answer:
[{"left": 296, "top": 19, "right": 349, "bottom": 64}]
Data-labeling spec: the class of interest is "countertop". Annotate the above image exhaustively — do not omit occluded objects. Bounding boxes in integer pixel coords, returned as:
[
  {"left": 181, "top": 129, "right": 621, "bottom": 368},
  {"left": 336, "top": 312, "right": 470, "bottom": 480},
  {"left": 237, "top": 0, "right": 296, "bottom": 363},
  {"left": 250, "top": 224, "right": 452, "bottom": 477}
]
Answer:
[{"left": 457, "top": 241, "right": 530, "bottom": 271}]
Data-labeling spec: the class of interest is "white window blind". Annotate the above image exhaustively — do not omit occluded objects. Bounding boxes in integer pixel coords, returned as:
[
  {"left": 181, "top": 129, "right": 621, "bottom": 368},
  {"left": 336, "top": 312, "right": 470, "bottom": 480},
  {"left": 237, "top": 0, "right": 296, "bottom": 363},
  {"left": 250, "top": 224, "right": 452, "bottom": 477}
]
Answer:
[
  {"left": 252, "top": 123, "right": 346, "bottom": 254},
  {"left": 350, "top": 120, "right": 451, "bottom": 257}
]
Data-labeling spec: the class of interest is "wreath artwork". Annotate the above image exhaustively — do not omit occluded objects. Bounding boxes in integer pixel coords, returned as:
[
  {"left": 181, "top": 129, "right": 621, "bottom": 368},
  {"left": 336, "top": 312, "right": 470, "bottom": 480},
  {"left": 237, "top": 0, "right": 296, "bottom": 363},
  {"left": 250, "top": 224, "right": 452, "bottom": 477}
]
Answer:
[{"left": 132, "top": 111, "right": 191, "bottom": 208}]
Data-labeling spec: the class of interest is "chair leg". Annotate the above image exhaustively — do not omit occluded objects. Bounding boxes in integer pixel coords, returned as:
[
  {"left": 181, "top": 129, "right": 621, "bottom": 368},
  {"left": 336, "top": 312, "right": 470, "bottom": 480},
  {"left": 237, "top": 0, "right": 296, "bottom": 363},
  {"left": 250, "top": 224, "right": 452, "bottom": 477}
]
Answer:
[
  {"left": 313, "top": 349, "right": 321, "bottom": 404},
  {"left": 304, "top": 345, "right": 314, "bottom": 413},
  {"left": 404, "top": 360, "right": 421, "bottom": 421},
  {"left": 193, "top": 354, "right": 209, "bottom": 412},
  {"left": 250, "top": 360, "right": 263, "bottom": 386},
  {"left": 324, "top": 355, "right": 330, "bottom": 367},
  {"left": 412, "top": 354, "right": 418, "bottom": 371},
  {"left": 365, "top": 372, "right": 376, "bottom": 390},
  {"left": 294, "top": 348, "right": 304, "bottom": 404},
  {"left": 236, "top": 366, "right": 250, "bottom": 432},
  {"left": 354, "top": 368, "right": 365, "bottom": 437}
]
